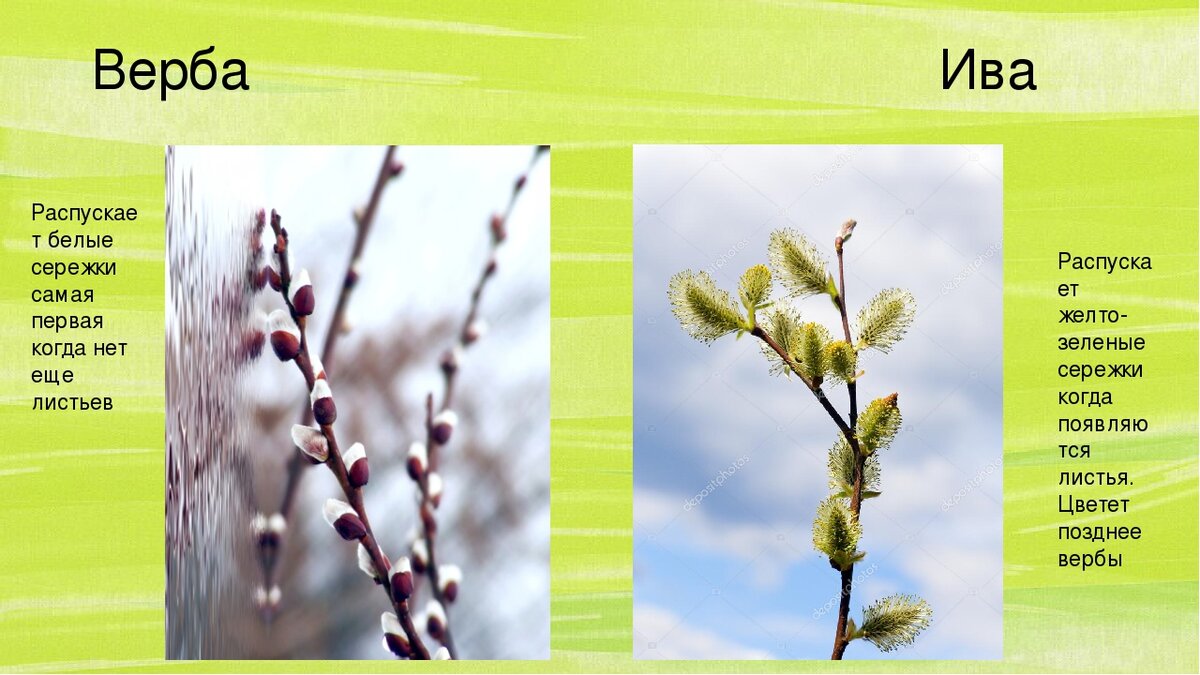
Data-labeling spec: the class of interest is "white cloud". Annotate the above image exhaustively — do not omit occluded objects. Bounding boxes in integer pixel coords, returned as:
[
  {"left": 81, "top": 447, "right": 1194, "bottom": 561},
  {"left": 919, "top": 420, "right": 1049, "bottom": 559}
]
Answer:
[
  {"left": 635, "top": 487, "right": 814, "bottom": 590},
  {"left": 634, "top": 604, "right": 775, "bottom": 660}
]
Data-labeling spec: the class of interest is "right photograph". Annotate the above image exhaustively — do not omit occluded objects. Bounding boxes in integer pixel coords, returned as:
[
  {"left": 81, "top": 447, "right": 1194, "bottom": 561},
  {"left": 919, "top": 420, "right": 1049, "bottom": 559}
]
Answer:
[{"left": 632, "top": 145, "right": 1002, "bottom": 660}]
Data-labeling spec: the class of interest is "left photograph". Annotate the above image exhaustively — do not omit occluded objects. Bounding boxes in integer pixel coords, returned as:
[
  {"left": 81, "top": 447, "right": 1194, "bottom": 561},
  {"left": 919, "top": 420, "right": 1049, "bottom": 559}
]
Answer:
[{"left": 165, "top": 146, "right": 550, "bottom": 660}]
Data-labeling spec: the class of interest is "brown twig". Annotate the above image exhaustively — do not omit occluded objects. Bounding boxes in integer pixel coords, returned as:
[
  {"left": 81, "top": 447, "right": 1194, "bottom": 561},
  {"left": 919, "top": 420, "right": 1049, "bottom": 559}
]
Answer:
[
  {"left": 253, "top": 146, "right": 401, "bottom": 610},
  {"left": 750, "top": 326, "right": 856, "bottom": 446},
  {"left": 407, "top": 145, "right": 546, "bottom": 659},
  {"left": 265, "top": 210, "right": 430, "bottom": 660},
  {"left": 834, "top": 244, "right": 856, "bottom": 418},
  {"left": 830, "top": 224, "right": 862, "bottom": 661},
  {"left": 751, "top": 224, "right": 867, "bottom": 660}
]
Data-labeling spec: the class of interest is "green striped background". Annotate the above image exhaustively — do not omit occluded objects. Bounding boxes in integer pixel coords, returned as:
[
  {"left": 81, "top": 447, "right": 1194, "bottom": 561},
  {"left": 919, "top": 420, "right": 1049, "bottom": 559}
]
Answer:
[{"left": 1, "top": 1, "right": 1196, "bottom": 672}]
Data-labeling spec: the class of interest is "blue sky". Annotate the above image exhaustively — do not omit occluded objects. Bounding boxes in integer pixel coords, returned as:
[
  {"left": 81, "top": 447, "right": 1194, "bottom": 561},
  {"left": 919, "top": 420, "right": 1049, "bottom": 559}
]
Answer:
[{"left": 632, "top": 145, "right": 1003, "bottom": 661}]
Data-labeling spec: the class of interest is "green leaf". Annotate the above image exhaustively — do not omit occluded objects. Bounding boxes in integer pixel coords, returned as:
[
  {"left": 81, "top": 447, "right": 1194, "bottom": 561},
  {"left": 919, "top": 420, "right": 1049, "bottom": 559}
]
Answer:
[
  {"left": 857, "top": 393, "right": 902, "bottom": 455},
  {"left": 768, "top": 228, "right": 830, "bottom": 298},
  {"left": 827, "top": 436, "right": 880, "bottom": 492},
  {"left": 855, "top": 288, "right": 915, "bottom": 353},
  {"left": 830, "top": 549, "right": 867, "bottom": 570},
  {"left": 826, "top": 340, "right": 857, "bottom": 383},
  {"left": 667, "top": 270, "right": 745, "bottom": 344},
  {"left": 738, "top": 264, "right": 772, "bottom": 317},
  {"left": 796, "top": 322, "right": 831, "bottom": 383},
  {"left": 758, "top": 306, "right": 802, "bottom": 377},
  {"left": 825, "top": 272, "right": 840, "bottom": 300},
  {"left": 812, "top": 496, "right": 861, "bottom": 568},
  {"left": 859, "top": 594, "right": 932, "bottom": 652}
]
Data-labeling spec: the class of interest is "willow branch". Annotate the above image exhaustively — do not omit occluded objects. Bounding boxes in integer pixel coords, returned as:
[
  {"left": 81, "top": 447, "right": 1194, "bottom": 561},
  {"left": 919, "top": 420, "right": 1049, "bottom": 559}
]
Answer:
[
  {"left": 830, "top": 226, "right": 863, "bottom": 661},
  {"left": 750, "top": 325, "right": 855, "bottom": 446},
  {"left": 254, "top": 146, "right": 401, "bottom": 606},
  {"left": 834, "top": 233, "right": 858, "bottom": 428},
  {"left": 750, "top": 231, "right": 867, "bottom": 660},
  {"left": 408, "top": 145, "right": 546, "bottom": 659},
  {"left": 268, "top": 211, "right": 430, "bottom": 659}
]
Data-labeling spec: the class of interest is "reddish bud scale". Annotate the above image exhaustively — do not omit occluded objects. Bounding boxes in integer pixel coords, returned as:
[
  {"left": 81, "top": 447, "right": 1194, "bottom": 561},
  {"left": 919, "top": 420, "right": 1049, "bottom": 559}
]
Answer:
[
  {"left": 411, "top": 541, "right": 429, "bottom": 574},
  {"left": 485, "top": 257, "right": 498, "bottom": 277},
  {"left": 427, "top": 616, "right": 445, "bottom": 641},
  {"left": 431, "top": 421, "right": 453, "bottom": 445},
  {"left": 324, "top": 499, "right": 365, "bottom": 540},
  {"left": 439, "top": 350, "right": 458, "bottom": 376},
  {"left": 348, "top": 459, "right": 369, "bottom": 488},
  {"left": 252, "top": 267, "right": 269, "bottom": 291},
  {"left": 384, "top": 633, "right": 411, "bottom": 658},
  {"left": 425, "top": 601, "right": 447, "bottom": 641},
  {"left": 266, "top": 266, "right": 282, "bottom": 292},
  {"left": 515, "top": 174, "right": 527, "bottom": 191},
  {"left": 293, "top": 290, "right": 314, "bottom": 315},
  {"left": 406, "top": 442, "right": 427, "bottom": 482},
  {"left": 490, "top": 214, "right": 507, "bottom": 243},
  {"left": 313, "top": 398, "right": 337, "bottom": 426},
  {"left": 391, "top": 572, "right": 414, "bottom": 601},
  {"left": 270, "top": 331, "right": 300, "bottom": 361},
  {"left": 388, "top": 161, "right": 405, "bottom": 178},
  {"left": 292, "top": 286, "right": 315, "bottom": 316},
  {"left": 345, "top": 267, "right": 359, "bottom": 289},
  {"left": 432, "top": 408, "right": 458, "bottom": 444},
  {"left": 406, "top": 457, "right": 423, "bottom": 481},
  {"left": 381, "top": 612, "right": 411, "bottom": 657},
  {"left": 333, "top": 513, "right": 367, "bottom": 541},
  {"left": 348, "top": 456, "right": 364, "bottom": 482},
  {"left": 438, "top": 564, "right": 462, "bottom": 600}
]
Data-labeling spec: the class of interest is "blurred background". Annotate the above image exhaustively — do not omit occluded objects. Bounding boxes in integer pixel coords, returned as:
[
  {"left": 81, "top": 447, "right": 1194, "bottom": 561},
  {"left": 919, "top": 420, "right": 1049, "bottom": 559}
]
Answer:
[
  {"left": 632, "top": 145, "right": 1002, "bottom": 660},
  {"left": 166, "top": 146, "right": 549, "bottom": 659}
]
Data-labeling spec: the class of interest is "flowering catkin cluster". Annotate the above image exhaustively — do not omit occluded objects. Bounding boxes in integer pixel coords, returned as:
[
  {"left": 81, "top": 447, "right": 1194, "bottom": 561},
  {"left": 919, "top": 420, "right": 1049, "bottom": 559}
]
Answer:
[{"left": 667, "top": 219, "right": 930, "bottom": 659}]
